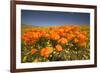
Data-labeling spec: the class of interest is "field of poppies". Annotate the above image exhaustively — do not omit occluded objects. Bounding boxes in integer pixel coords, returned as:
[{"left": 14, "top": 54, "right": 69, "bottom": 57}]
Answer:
[{"left": 21, "top": 25, "right": 90, "bottom": 63}]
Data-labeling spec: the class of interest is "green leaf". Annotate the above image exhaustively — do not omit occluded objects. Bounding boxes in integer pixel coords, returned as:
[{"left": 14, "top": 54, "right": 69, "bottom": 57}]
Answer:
[
  {"left": 49, "top": 51, "right": 58, "bottom": 61},
  {"left": 32, "top": 53, "right": 41, "bottom": 60}
]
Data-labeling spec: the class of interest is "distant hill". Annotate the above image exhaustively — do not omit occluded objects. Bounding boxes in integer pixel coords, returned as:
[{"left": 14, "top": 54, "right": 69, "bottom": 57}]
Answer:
[
  {"left": 21, "top": 24, "right": 39, "bottom": 28},
  {"left": 21, "top": 24, "right": 90, "bottom": 28}
]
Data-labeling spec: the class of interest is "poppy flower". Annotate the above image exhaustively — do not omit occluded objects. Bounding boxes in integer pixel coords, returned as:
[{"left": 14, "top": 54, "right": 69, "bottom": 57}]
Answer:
[
  {"left": 31, "top": 49, "right": 37, "bottom": 55},
  {"left": 58, "top": 37, "right": 68, "bottom": 44},
  {"left": 78, "top": 33, "right": 87, "bottom": 43},
  {"left": 50, "top": 33, "right": 60, "bottom": 40},
  {"left": 59, "top": 28, "right": 64, "bottom": 33},
  {"left": 40, "top": 47, "right": 53, "bottom": 58},
  {"left": 44, "top": 33, "right": 50, "bottom": 38},
  {"left": 66, "top": 34, "right": 75, "bottom": 41},
  {"left": 21, "top": 35, "right": 29, "bottom": 42},
  {"left": 55, "top": 44, "right": 63, "bottom": 52}
]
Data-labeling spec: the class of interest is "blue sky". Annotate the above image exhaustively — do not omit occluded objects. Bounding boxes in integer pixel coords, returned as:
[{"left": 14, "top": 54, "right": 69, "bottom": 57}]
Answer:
[{"left": 21, "top": 10, "right": 90, "bottom": 26}]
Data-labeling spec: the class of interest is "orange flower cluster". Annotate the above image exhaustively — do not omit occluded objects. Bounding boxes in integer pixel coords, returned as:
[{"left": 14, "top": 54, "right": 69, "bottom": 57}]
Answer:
[
  {"left": 40, "top": 47, "right": 53, "bottom": 58},
  {"left": 76, "top": 32, "right": 88, "bottom": 48},
  {"left": 22, "top": 29, "right": 45, "bottom": 44},
  {"left": 22, "top": 25, "right": 88, "bottom": 48},
  {"left": 21, "top": 25, "right": 90, "bottom": 62}
]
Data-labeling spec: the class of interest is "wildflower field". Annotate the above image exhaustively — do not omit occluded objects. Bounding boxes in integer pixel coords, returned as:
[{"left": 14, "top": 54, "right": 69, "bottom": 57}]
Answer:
[{"left": 21, "top": 24, "right": 90, "bottom": 63}]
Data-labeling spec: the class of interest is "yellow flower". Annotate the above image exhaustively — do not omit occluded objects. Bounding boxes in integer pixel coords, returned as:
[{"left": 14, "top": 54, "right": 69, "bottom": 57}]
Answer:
[{"left": 74, "top": 38, "right": 79, "bottom": 43}]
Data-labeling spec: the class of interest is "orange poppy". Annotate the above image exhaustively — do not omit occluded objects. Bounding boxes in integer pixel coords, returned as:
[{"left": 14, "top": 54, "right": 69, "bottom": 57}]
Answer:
[
  {"left": 31, "top": 49, "right": 37, "bottom": 55},
  {"left": 60, "top": 32, "right": 67, "bottom": 37},
  {"left": 73, "top": 31, "right": 80, "bottom": 35},
  {"left": 55, "top": 44, "right": 63, "bottom": 52},
  {"left": 65, "top": 27, "right": 72, "bottom": 33},
  {"left": 50, "top": 33, "right": 60, "bottom": 40},
  {"left": 21, "top": 35, "right": 29, "bottom": 42},
  {"left": 44, "top": 33, "right": 50, "bottom": 38},
  {"left": 72, "top": 25, "right": 80, "bottom": 31},
  {"left": 58, "top": 28, "right": 64, "bottom": 33},
  {"left": 32, "top": 32, "right": 39, "bottom": 40},
  {"left": 66, "top": 34, "right": 75, "bottom": 41},
  {"left": 81, "top": 31, "right": 87, "bottom": 36},
  {"left": 58, "top": 37, "right": 68, "bottom": 44},
  {"left": 78, "top": 33, "right": 87, "bottom": 43},
  {"left": 40, "top": 47, "right": 53, "bottom": 58}
]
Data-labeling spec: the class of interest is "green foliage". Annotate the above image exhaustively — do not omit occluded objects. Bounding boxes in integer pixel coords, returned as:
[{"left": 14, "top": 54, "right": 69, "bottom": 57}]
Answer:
[
  {"left": 32, "top": 53, "right": 41, "bottom": 60},
  {"left": 34, "top": 37, "right": 49, "bottom": 50},
  {"left": 49, "top": 51, "right": 58, "bottom": 61}
]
